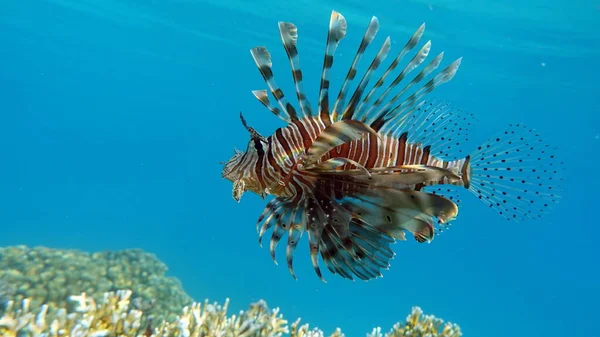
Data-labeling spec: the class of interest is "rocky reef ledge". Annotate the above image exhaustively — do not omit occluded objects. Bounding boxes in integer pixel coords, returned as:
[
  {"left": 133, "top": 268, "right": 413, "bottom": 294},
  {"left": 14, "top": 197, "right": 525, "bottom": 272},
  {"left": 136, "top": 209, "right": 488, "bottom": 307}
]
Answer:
[{"left": 0, "top": 245, "right": 461, "bottom": 337}]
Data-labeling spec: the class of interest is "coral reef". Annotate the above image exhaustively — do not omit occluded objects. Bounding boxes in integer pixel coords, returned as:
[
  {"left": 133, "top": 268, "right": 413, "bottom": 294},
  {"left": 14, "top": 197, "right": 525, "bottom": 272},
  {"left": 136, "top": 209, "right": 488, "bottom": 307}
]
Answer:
[
  {"left": 0, "top": 289, "right": 461, "bottom": 337},
  {"left": 0, "top": 275, "right": 15, "bottom": 314},
  {"left": 0, "top": 245, "right": 462, "bottom": 336},
  {"left": 0, "top": 246, "right": 192, "bottom": 323}
]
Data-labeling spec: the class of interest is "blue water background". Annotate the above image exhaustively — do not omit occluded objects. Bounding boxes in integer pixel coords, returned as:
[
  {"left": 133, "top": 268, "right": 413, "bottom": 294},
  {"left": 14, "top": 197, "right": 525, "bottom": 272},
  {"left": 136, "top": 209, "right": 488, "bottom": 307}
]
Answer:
[{"left": 1, "top": 1, "right": 599, "bottom": 336}]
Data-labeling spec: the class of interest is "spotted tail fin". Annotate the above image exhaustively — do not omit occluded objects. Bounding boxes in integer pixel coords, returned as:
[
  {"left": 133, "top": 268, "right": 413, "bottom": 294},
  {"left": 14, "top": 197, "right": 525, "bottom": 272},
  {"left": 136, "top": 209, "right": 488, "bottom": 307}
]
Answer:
[{"left": 465, "top": 123, "right": 563, "bottom": 221}]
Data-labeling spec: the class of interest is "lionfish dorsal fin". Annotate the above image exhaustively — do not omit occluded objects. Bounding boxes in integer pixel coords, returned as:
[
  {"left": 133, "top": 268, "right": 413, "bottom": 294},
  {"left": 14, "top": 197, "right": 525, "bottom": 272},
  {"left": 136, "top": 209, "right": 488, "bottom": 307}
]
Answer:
[
  {"left": 303, "top": 120, "right": 377, "bottom": 168},
  {"left": 250, "top": 46, "right": 299, "bottom": 122},
  {"left": 331, "top": 16, "right": 380, "bottom": 122},
  {"left": 317, "top": 10, "right": 347, "bottom": 126},
  {"left": 278, "top": 21, "right": 314, "bottom": 119},
  {"left": 316, "top": 12, "right": 462, "bottom": 131},
  {"left": 339, "top": 36, "right": 392, "bottom": 121},
  {"left": 387, "top": 100, "right": 476, "bottom": 160},
  {"left": 373, "top": 57, "right": 462, "bottom": 130},
  {"left": 362, "top": 41, "right": 435, "bottom": 126},
  {"left": 251, "top": 89, "right": 288, "bottom": 123},
  {"left": 355, "top": 23, "right": 426, "bottom": 118}
]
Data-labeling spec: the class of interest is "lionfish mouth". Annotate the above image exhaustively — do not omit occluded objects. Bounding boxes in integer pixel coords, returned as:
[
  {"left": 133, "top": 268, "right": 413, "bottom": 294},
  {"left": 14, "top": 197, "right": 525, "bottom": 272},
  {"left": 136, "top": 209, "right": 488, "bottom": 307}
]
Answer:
[{"left": 232, "top": 178, "right": 246, "bottom": 202}]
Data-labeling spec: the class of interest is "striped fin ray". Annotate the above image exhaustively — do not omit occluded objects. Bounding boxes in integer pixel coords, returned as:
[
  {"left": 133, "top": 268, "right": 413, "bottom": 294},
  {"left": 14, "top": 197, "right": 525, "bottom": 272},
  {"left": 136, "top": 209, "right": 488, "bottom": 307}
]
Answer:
[
  {"left": 366, "top": 50, "right": 446, "bottom": 129},
  {"left": 317, "top": 187, "right": 396, "bottom": 280},
  {"left": 256, "top": 198, "right": 309, "bottom": 280},
  {"left": 313, "top": 189, "right": 374, "bottom": 280},
  {"left": 250, "top": 46, "right": 299, "bottom": 121},
  {"left": 320, "top": 222, "right": 393, "bottom": 280},
  {"left": 354, "top": 23, "right": 426, "bottom": 118},
  {"left": 285, "top": 208, "right": 306, "bottom": 280},
  {"left": 331, "top": 16, "right": 380, "bottom": 122},
  {"left": 305, "top": 193, "right": 330, "bottom": 281},
  {"left": 376, "top": 58, "right": 462, "bottom": 128},
  {"left": 310, "top": 180, "right": 403, "bottom": 281},
  {"left": 268, "top": 204, "right": 297, "bottom": 265},
  {"left": 340, "top": 36, "right": 393, "bottom": 121},
  {"left": 278, "top": 22, "right": 314, "bottom": 118},
  {"left": 360, "top": 40, "right": 433, "bottom": 125},
  {"left": 251, "top": 90, "right": 289, "bottom": 123},
  {"left": 304, "top": 120, "right": 378, "bottom": 168},
  {"left": 257, "top": 198, "right": 288, "bottom": 245},
  {"left": 318, "top": 10, "right": 348, "bottom": 126}
]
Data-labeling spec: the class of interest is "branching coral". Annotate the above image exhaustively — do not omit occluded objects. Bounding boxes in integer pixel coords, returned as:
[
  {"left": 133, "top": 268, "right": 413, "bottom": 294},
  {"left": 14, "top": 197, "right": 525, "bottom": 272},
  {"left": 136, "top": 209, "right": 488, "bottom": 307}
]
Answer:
[
  {"left": 0, "top": 289, "right": 461, "bottom": 337},
  {"left": 0, "top": 289, "right": 288, "bottom": 337},
  {"left": 365, "top": 307, "right": 461, "bottom": 337}
]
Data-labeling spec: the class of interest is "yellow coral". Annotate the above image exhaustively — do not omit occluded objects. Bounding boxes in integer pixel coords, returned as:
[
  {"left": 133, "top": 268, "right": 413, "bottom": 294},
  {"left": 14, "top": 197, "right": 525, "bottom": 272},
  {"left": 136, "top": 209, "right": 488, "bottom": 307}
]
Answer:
[
  {"left": 0, "top": 290, "right": 461, "bottom": 337},
  {"left": 379, "top": 307, "right": 462, "bottom": 337}
]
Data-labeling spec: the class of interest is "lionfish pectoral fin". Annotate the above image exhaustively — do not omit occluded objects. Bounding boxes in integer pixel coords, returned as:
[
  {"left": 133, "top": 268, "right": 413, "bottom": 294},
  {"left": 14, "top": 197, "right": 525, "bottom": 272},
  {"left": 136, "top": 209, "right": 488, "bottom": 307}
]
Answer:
[
  {"left": 422, "top": 185, "right": 463, "bottom": 235},
  {"left": 310, "top": 187, "right": 396, "bottom": 281},
  {"left": 338, "top": 188, "right": 457, "bottom": 243},
  {"left": 256, "top": 198, "right": 300, "bottom": 267},
  {"left": 307, "top": 177, "right": 459, "bottom": 281},
  {"left": 322, "top": 175, "right": 459, "bottom": 228},
  {"left": 304, "top": 120, "right": 378, "bottom": 168}
]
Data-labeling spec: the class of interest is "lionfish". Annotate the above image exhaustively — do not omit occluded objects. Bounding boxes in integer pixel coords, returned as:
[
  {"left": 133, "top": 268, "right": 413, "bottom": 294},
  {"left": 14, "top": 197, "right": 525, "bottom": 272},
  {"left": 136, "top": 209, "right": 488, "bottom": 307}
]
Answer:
[{"left": 221, "top": 10, "right": 561, "bottom": 282}]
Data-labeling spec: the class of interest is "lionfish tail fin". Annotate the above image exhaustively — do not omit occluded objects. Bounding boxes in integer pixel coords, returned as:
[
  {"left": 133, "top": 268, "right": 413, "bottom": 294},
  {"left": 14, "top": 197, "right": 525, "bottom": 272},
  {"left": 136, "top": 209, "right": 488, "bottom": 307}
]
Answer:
[{"left": 465, "top": 123, "right": 563, "bottom": 221}]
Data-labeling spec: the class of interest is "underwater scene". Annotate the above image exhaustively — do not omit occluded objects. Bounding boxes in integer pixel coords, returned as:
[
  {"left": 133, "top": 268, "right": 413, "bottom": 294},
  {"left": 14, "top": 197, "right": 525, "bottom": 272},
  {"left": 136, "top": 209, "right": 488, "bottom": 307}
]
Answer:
[{"left": 0, "top": 0, "right": 598, "bottom": 336}]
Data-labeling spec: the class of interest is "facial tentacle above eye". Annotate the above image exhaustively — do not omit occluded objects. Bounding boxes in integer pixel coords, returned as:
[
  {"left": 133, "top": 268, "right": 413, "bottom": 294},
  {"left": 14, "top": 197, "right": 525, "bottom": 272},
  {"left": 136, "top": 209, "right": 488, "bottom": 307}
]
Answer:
[{"left": 240, "top": 111, "right": 266, "bottom": 142}]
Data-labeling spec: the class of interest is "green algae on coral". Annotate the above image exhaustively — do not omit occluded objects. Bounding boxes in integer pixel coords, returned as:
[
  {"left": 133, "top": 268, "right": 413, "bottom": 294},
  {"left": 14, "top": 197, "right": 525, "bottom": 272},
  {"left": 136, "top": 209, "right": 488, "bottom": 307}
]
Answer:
[{"left": 0, "top": 245, "right": 192, "bottom": 323}]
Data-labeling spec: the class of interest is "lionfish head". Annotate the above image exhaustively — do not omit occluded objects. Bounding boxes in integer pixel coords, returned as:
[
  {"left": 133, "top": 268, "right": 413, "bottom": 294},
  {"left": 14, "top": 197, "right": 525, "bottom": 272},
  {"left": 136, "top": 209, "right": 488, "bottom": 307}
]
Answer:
[{"left": 221, "top": 112, "right": 269, "bottom": 202}]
